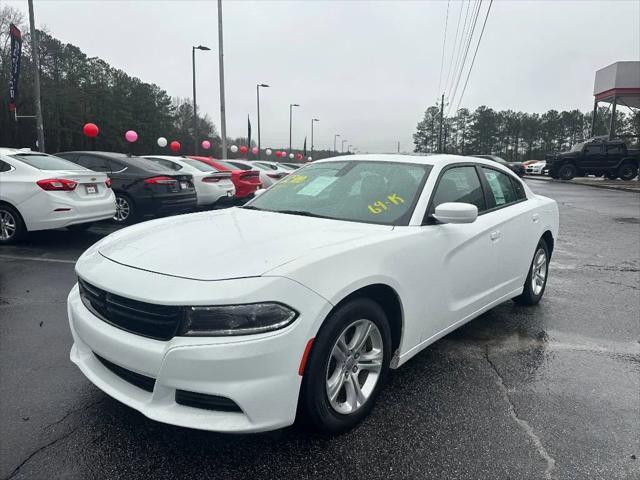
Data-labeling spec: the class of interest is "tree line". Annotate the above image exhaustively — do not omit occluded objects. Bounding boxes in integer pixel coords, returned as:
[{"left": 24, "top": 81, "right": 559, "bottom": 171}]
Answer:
[
  {"left": 413, "top": 102, "right": 640, "bottom": 161},
  {"left": 0, "top": 6, "right": 222, "bottom": 156}
]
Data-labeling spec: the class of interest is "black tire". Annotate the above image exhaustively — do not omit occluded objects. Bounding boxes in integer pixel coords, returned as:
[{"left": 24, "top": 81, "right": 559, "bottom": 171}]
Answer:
[
  {"left": 513, "top": 238, "right": 550, "bottom": 305},
  {"left": 299, "top": 298, "right": 392, "bottom": 434},
  {"left": 113, "top": 193, "right": 136, "bottom": 225},
  {"left": 0, "top": 203, "right": 27, "bottom": 245},
  {"left": 605, "top": 172, "right": 618, "bottom": 180},
  {"left": 66, "top": 223, "right": 92, "bottom": 232},
  {"left": 558, "top": 164, "right": 577, "bottom": 181},
  {"left": 618, "top": 163, "right": 638, "bottom": 181}
]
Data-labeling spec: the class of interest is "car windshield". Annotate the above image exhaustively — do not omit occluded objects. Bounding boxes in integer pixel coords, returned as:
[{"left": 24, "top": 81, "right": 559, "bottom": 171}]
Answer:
[
  {"left": 181, "top": 158, "right": 218, "bottom": 172},
  {"left": 570, "top": 142, "right": 585, "bottom": 152},
  {"left": 216, "top": 160, "right": 247, "bottom": 170},
  {"left": 11, "top": 153, "right": 88, "bottom": 171},
  {"left": 246, "top": 160, "right": 432, "bottom": 226},
  {"left": 254, "top": 162, "right": 278, "bottom": 170}
]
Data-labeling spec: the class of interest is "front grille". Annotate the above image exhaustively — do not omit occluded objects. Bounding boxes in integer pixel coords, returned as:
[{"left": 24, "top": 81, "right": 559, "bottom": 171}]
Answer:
[
  {"left": 95, "top": 353, "right": 156, "bottom": 393},
  {"left": 78, "top": 278, "right": 184, "bottom": 340},
  {"left": 175, "top": 390, "right": 242, "bottom": 412}
]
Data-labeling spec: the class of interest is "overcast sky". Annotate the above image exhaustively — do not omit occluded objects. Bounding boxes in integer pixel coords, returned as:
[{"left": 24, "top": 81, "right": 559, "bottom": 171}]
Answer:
[{"left": 4, "top": 0, "right": 640, "bottom": 152}]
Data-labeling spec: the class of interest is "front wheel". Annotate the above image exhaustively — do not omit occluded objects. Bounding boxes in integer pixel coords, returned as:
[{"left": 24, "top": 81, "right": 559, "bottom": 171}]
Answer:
[
  {"left": 513, "top": 239, "right": 550, "bottom": 305},
  {"left": 558, "top": 164, "right": 577, "bottom": 181},
  {"left": 0, "top": 204, "right": 26, "bottom": 244},
  {"left": 300, "top": 298, "right": 391, "bottom": 434},
  {"left": 618, "top": 163, "right": 638, "bottom": 181}
]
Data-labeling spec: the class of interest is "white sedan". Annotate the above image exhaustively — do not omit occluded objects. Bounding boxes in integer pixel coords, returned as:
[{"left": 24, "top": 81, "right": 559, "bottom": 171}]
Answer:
[
  {"left": 0, "top": 149, "right": 115, "bottom": 244},
  {"left": 144, "top": 156, "right": 235, "bottom": 207},
  {"left": 525, "top": 161, "right": 547, "bottom": 175},
  {"left": 67, "top": 154, "right": 558, "bottom": 434}
]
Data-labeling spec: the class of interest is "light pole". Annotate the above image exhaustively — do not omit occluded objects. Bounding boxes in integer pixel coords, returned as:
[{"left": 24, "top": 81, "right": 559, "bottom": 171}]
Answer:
[
  {"left": 311, "top": 118, "right": 319, "bottom": 154},
  {"left": 348, "top": 144, "right": 353, "bottom": 153},
  {"left": 28, "top": 0, "right": 44, "bottom": 152},
  {"left": 289, "top": 103, "right": 299, "bottom": 151},
  {"left": 192, "top": 45, "right": 211, "bottom": 155},
  {"left": 257, "top": 83, "right": 269, "bottom": 160},
  {"left": 333, "top": 134, "right": 340, "bottom": 154},
  {"left": 341, "top": 139, "right": 348, "bottom": 153},
  {"left": 217, "top": 0, "right": 228, "bottom": 159}
]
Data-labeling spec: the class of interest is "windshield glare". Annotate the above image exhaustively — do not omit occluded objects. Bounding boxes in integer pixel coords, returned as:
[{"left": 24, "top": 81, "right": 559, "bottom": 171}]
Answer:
[
  {"left": 570, "top": 142, "right": 585, "bottom": 152},
  {"left": 12, "top": 153, "right": 88, "bottom": 171},
  {"left": 247, "top": 160, "right": 432, "bottom": 226}
]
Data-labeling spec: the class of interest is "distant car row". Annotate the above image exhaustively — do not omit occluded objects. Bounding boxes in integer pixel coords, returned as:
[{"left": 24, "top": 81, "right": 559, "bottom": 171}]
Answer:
[{"left": 0, "top": 148, "right": 301, "bottom": 244}]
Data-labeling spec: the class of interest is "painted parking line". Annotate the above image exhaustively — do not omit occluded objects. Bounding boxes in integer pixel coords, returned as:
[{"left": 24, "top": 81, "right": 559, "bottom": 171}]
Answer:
[{"left": 0, "top": 254, "right": 76, "bottom": 264}]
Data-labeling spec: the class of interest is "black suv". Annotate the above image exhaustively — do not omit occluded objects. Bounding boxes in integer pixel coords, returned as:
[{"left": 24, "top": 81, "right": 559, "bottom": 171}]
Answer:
[
  {"left": 472, "top": 155, "right": 525, "bottom": 177},
  {"left": 546, "top": 138, "right": 639, "bottom": 181},
  {"left": 57, "top": 151, "right": 197, "bottom": 224}
]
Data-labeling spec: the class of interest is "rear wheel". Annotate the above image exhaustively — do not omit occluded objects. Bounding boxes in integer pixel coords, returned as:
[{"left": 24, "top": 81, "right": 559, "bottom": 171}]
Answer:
[
  {"left": 113, "top": 194, "right": 135, "bottom": 224},
  {"left": 300, "top": 298, "right": 391, "bottom": 434},
  {"left": 513, "top": 239, "right": 549, "bottom": 305},
  {"left": 558, "top": 164, "right": 577, "bottom": 181},
  {"left": 618, "top": 163, "right": 638, "bottom": 181},
  {"left": 0, "top": 204, "right": 26, "bottom": 245}
]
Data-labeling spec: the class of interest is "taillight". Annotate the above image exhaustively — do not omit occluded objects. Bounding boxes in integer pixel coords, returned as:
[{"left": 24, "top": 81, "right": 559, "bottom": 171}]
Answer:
[
  {"left": 202, "top": 177, "right": 221, "bottom": 183},
  {"left": 267, "top": 173, "right": 284, "bottom": 179},
  {"left": 37, "top": 178, "right": 78, "bottom": 191},
  {"left": 144, "top": 176, "right": 176, "bottom": 185},
  {"left": 105, "top": 178, "right": 112, "bottom": 188},
  {"left": 202, "top": 173, "right": 230, "bottom": 183}
]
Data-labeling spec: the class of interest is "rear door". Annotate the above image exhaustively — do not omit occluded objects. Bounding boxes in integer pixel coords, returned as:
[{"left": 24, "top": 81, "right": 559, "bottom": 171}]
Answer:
[
  {"left": 582, "top": 143, "right": 603, "bottom": 171},
  {"left": 605, "top": 143, "right": 624, "bottom": 170}
]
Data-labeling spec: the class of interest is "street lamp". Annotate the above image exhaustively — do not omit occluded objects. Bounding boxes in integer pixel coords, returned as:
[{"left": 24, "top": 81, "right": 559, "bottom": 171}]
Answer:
[
  {"left": 192, "top": 44, "right": 211, "bottom": 155},
  {"left": 334, "top": 134, "right": 340, "bottom": 154},
  {"left": 341, "top": 139, "right": 348, "bottom": 153},
  {"left": 289, "top": 103, "right": 300, "bottom": 151},
  {"left": 311, "top": 118, "right": 319, "bottom": 154},
  {"left": 257, "top": 84, "right": 269, "bottom": 159},
  {"left": 348, "top": 144, "right": 353, "bottom": 153}
]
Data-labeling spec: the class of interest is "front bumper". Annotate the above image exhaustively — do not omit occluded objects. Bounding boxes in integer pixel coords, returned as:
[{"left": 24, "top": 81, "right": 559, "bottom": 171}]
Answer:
[{"left": 67, "top": 269, "right": 331, "bottom": 432}]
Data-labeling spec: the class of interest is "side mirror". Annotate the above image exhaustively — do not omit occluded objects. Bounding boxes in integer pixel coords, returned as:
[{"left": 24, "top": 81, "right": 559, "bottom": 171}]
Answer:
[
  {"left": 433, "top": 202, "right": 478, "bottom": 224},
  {"left": 253, "top": 188, "right": 266, "bottom": 198}
]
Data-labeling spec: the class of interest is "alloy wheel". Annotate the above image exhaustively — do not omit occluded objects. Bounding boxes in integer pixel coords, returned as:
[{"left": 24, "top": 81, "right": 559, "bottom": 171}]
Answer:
[
  {"left": 325, "top": 319, "right": 384, "bottom": 415},
  {"left": 531, "top": 248, "right": 547, "bottom": 296},
  {"left": 0, "top": 210, "right": 17, "bottom": 240},
  {"left": 114, "top": 196, "right": 130, "bottom": 222}
]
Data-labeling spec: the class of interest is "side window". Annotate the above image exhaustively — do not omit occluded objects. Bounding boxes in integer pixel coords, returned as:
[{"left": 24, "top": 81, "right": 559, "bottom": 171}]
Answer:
[
  {"left": 607, "top": 144, "right": 623, "bottom": 155},
  {"left": 584, "top": 145, "right": 602, "bottom": 155},
  {"left": 511, "top": 177, "right": 527, "bottom": 200},
  {"left": 482, "top": 168, "right": 517, "bottom": 207},
  {"left": 431, "top": 166, "right": 486, "bottom": 213},
  {"left": 110, "top": 160, "right": 126, "bottom": 172},
  {"left": 77, "top": 155, "right": 110, "bottom": 172},
  {"left": 0, "top": 160, "right": 12, "bottom": 172},
  {"left": 154, "top": 159, "right": 181, "bottom": 170}
]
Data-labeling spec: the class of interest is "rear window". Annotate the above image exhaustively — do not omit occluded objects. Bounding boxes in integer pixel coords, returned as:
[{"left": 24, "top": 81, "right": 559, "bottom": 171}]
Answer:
[
  {"left": 11, "top": 153, "right": 88, "bottom": 171},
  {"left": 126, "top": 157, "right": 171, "bottom": 172},
  {"left": 182, "top": 158, "right": 218, "bottom": 172},
  {"left": 226, "top": 161, "right": 253, "bottom": 171}
]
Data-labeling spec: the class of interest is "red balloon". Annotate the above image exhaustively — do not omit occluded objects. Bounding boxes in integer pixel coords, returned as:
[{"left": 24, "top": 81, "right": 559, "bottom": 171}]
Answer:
[
  {"left": 83, "top": 123, "right": 99, "bottom": 138},
  {"left": 295, "top": 153, "right": 303, "bottom": 161},
  {"left": 275, "top": 151, "right": 281, "bottom": 158},
  {"left": 239, "top": 145, "right": 248, "bottom": 155},
  {"left": 170, "top": 141, "right": 181, "bottom": 153}
]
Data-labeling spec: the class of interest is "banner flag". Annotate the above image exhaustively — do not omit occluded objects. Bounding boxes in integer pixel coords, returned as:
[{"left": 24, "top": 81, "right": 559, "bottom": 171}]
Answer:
[
  {"left": 247, "top": 115, "right": 252, "bottom": 150},
  {"left": 303, "top": 137, "right": 307, "bottom": 157},
  {"left": 9, "top": 23, "right": 22, "bottom": 111}
]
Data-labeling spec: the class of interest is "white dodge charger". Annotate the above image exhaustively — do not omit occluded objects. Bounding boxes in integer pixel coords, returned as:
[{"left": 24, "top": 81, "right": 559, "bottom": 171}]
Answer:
[{"left": 67, "top": 154, "right": 559, "bottom": 434}]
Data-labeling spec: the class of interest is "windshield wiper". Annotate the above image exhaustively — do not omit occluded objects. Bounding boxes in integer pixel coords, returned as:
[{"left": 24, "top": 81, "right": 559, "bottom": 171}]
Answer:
[{"left": 275, "top": 209, "right": 332, "bottom": 219}]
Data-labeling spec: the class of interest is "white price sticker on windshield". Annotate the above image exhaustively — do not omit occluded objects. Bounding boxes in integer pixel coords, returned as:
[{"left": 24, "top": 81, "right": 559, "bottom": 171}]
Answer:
[{"left": 296, "top": 176, "right": 337, "bottom": 196}]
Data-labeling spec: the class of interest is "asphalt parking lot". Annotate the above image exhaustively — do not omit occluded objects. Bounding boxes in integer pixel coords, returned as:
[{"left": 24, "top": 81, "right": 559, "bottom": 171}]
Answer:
[{"left": 1, "top": 179, "right": 638, "bottom": 480}]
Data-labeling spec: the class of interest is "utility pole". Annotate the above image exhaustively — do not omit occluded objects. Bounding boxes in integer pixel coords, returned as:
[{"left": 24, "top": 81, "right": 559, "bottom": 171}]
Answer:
[
  {"left": 397, "top": 141, "right": 400, "bottom": 153},
  {"left": 192, "top": 45, "right": 210, "bottom": 156},
  {"left": 289, "top": 103, "right": 299, "bottom": 151},
  {"left": 311, "top": 118, "right": 319, "bottom": 154},
  {"left": 28, "top": 0, "right": 45, "bottom": 152},
  {"left": 256, "top": 84, "right": 269, "bottom": 160},
  {"left": 437, "top": 93, "right": 444, "bottom": 154},
  {"left": 217, "top": 0, "right": 228, "bottom": 159},
  {"left": 334, "top": 134, "right": 340, "bottom": 154}
]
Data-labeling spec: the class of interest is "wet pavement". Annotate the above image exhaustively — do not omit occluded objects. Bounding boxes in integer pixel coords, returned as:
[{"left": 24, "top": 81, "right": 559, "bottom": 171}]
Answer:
[{"left": 1, "top": 179, "right": 639, "bottom": 480}]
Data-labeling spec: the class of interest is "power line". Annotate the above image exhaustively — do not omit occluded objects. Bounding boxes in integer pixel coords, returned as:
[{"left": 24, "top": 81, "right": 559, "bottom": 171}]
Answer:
[
  {"left": 447, "top": 0, "right": 483, "bottom": 116},
  {"left": 443, "top": 0, "right": 465, "bottom": 97},
  {"left": 445, "top": 0, "right": 474, "bottom": 100},
  {"left": 437, "top": 0, "right": 451, "bottom": 98},
  {"left": 455, "top": 0, "right": 494, "bottom": 113}
]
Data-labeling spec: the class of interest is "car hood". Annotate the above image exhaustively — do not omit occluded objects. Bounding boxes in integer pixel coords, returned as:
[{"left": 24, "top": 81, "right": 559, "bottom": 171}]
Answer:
[{"left": 97, "top": 208, "right": 393, "bottom": 281}]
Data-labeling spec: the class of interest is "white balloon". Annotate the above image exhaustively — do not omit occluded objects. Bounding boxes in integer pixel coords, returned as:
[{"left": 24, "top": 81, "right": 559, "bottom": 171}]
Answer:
[
  {"left": 265, "top": 148, "right": 272, "bottom": 156},
  {"left": 157, "top": 137, "right": 168, "bottom": 147},
  {"left": 308, "top": 156, "right": 313, "bottom": 161},
  {"left": 230, "top": 145, "right": 238, "bottom": 153},
  {"left": 289, "top": 153, "right": 294, "bottom": 159}
]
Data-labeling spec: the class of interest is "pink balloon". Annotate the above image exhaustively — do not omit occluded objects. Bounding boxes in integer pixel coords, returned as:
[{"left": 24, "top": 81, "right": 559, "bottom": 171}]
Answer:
[
  {"left": 124, "top": 130, "right": 138, "bottom": 143},
  {"left": 251, "top": 146, "right": 259, "bottom": 155},
  {"left": 295, "top": 153, "right": 303, "bottom": 160},
  {"left": 201, "top": 140, "right": 211, "bottom": 150},
  {"left": 281, "top": 151, "right": 287, "bottom": 157}
]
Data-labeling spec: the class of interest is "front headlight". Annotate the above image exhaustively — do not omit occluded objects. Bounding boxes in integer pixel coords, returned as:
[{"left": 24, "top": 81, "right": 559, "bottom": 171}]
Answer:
[{"left": 180, "top": 303, "right": 298, "bottom": 336}]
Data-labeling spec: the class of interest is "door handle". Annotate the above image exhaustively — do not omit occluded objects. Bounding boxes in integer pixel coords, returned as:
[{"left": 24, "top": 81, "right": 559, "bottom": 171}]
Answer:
[
  {"left": 490, "top": 230, "right": 501, "bottom": 241},
  {"left": 532, "top": 213, "right": 540, "bottom": 223}
]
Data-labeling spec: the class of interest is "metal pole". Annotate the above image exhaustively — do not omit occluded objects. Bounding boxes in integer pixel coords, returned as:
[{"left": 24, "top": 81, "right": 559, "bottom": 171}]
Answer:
[
  {"left": 590, "top": 99, "right": 598, "bottom": 137},
  {"left": 257, "top": 85, "right": 261, "bottom": 160},
  {"left": 311, "top": 119, "right": 314, "bottom": 154},
  {"left": 334, "top": 134, "right": 340, "bottom": 154},
  {"left": 28, "top": 0, "right": 45, "bottom": 152},
  {"left": 341, "top": 139, "right": 347, "bottom": 153},
  {"left": 608, "top": 97, "right": 617, "bottom": 140},
  {"left": 289, "top": 104, "right": 292, "bottom": 151},
  {"left": 217, "top": 0, "right": 228, "bottom": 159},
  {"left": 192, "top": 47, "right": 198, "bottom": 155}
]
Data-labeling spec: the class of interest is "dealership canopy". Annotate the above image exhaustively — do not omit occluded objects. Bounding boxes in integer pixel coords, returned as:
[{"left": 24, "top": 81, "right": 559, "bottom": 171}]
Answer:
[{"left": 592, "top": 61, "right": 640, "bottom": 139}]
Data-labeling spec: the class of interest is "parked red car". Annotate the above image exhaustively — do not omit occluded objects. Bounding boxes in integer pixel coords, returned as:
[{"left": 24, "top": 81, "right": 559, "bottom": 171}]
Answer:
[{"left": 188, "top": 156, "right": 262, "bottom": 199}]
